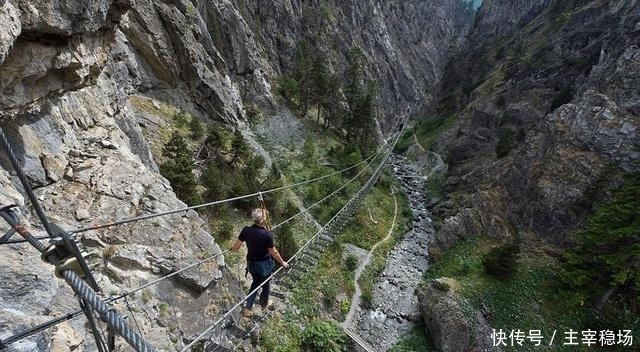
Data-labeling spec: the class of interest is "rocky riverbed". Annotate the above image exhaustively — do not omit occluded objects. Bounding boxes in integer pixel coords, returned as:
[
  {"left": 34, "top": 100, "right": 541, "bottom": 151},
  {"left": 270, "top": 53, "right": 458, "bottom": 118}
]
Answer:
[{"left": 348, "top": 152, "right": 437, "bottom": 351}]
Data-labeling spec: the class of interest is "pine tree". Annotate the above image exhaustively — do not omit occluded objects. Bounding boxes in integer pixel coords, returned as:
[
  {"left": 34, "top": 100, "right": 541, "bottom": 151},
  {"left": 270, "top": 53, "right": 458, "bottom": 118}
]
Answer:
[
  {"left": 162, "top": 131, "right": 190, "bottom": 159},
  {"left": 311, "top": 55, "right": 330, "bottom": 123},
  {"left": 561, "top": 174, "right": 640, "bottom": 310},
  {"left": 320, "top": 74, "right": 342, "bottom": 131},
  {"left": 229, "top": 129, "right": 249, "bottom": 165},
  {"left": 205, "top": 123, "right": 230, "bottom": 154},
  {"left": 342, "top": 47, "right": 377, "bottom": 151},
  {"left": 202, "top": 160, "right": 230, "bottom": 202},
  {"left": 292, "top": 40, "right": 314, "bottom": 117},
  {"left": 160, "top": 131, "right": 201, "bottom": 205},
  {"left": 343, "top": 47, "right": 366, "bottom": 141}
]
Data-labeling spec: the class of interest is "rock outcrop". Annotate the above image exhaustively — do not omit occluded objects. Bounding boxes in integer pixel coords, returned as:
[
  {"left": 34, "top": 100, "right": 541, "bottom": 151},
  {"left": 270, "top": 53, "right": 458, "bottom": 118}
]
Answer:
[
  {"left": 417, "top": 277, "right": 500, "bottom": 352},
  {"left": 417, "top": 278, "right": 470, "bottom": 352}
]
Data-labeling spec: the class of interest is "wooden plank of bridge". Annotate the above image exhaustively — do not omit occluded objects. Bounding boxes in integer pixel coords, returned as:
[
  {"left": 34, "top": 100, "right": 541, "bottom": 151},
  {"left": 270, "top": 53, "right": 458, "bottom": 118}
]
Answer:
[
  {"left": 204, "top": 342, "right": 232, "bottom": 352},
  {"left": 287, "top": 270, "right": 303, "bottom": 281},
  {"left": 306, "top": 250, "right": 323, "bottom": 261},
  {"left": 343, "top": 328, "right": 377, "bottom": 352},
  {"left": 225, "top": 322, "right": 247, "bottom": 339},
  {"left": 275, "top": 279, "right": 294, "bottom": 290},
  {"left": 270, "top": 290, "right": 286, "bottom": 299}
]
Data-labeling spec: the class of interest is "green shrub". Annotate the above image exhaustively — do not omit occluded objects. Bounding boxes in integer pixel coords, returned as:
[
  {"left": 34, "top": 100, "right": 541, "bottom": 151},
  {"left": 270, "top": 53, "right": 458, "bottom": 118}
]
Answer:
[
  {"left": 360, "top": 291, "right": 372, "bottom": 309},
  {"left": 217, "top": 221, "right": 234, "bottom": 242},
  {"left": 274, "top": 222, "right": 299, "bottom": 261},
  {"left": 340, "top": 299, "right": 351, "bottom": 315},
  {"left": 173, "top": 110, "right": 190, "bottom": 128},
  {"left": 189, "top": 117, "right": 204, "bottom": 139},
  {"left": 424, "top": 175, "right": 443, "bottom": 199},
  {"left": 482, "top": 241, "right": 520, "bottom": 279},
  {"left": 345, "top": 254, "right": 358, "bottom": 271},
  {"left": 321, "top": 283, "right": 337, "bottom": 306},
  {"left": 302, "top": 319, "right": 345, "bottom": 352},
  {"left": 432, "top": 279, "right": 450, "bottom": 292}
]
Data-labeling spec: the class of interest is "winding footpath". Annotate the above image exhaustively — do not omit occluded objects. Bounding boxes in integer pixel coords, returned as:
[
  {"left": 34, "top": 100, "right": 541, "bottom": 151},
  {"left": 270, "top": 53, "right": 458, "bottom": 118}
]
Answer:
[
  {"left": 346, "top": 153, "right": 436, "bottom": 351},
  {"left": 341, "top": 195, "right": 398, "bottom": 328}
]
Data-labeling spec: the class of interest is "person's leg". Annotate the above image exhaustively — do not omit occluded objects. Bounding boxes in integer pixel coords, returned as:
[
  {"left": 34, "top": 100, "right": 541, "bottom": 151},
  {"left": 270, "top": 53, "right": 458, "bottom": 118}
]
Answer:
[
  {"left": 245, "top": 272, "right": 262, "bottom": 311},
  {"left": 259, "top": 275, "right": 271, "bottom": 308}
]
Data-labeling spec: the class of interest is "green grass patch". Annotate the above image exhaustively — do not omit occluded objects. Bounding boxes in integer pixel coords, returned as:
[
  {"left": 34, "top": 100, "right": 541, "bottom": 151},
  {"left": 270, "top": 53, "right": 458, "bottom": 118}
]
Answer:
[
  {"left": 340, "top": 188, "right": 396, "bottom": 249},
  {"left": 389, "top": 321, "right": 436, "bottom": 352},
  {"left": 395, "top": 116, "right": 456, "bottom": 154},
  {"left": 422, "top": 236, "right": 638, "bottom": 352}
]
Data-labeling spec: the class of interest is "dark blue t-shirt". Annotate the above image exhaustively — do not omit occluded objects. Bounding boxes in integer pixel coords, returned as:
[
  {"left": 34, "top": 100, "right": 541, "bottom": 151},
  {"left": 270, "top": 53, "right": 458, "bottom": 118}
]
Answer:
[{"left": 239, "top": 224, "right": 274, "bottom": 261}]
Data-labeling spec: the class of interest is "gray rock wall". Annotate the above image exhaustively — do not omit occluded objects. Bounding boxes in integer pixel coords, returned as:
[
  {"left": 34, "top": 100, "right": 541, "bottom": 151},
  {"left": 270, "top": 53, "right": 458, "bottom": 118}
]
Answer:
[
  {"left": 229, "top": 0, "right": 470, "bottom": 127},
  {"left": 473, "top": 0, "right": 552, "bottom": 40},
  {"left": 430, "top": 0, "right": 640, "bottom": 247}
]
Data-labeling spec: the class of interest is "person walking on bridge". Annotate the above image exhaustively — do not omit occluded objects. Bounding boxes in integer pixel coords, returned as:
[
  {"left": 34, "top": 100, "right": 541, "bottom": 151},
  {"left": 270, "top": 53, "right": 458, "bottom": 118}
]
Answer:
[{"left": 231, "top": 208, "right": 289, "bottom": 317}]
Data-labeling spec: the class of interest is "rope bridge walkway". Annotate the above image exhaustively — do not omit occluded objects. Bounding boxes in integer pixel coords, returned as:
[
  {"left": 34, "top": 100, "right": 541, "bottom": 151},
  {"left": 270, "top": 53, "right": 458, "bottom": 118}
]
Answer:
[{"left": 0, "top": 95, "right": 415, "bottom": 351}]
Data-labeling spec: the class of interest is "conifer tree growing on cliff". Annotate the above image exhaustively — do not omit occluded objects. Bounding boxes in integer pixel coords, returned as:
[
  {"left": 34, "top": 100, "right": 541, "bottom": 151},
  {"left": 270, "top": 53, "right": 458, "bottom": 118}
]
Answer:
[
  {"left": 293, "top": 40, "right": 315, "bottom": 117},
  {"left": 311, "top": 55, "right": 330, "bottom": 123},
  {"left": 160, "top": 131, "right": 201, "bottom": 205},
  {"left": 229, "top": 129, "right": 249, "bottom": 166},
  {"left": 561, "top": 174, "right": 640, "bottom": 311},
  {"left": 343, "top": 47, "right": 377, "bottom": 153}
]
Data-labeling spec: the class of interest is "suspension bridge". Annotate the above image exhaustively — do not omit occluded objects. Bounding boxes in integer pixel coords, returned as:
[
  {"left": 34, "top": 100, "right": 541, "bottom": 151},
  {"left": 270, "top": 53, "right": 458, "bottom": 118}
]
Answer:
[{"left": 0, "top": 100, "right": 412, "bottom": 352}]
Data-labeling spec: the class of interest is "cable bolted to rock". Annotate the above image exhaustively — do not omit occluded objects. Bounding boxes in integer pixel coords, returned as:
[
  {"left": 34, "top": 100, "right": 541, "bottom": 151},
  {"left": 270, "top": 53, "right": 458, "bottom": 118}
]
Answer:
[
  {"left": 0, "top": 207, "right": 156, "bottom": 352},
  {"left": 0, "top": 128, "right": 156, "bottom": 352}
]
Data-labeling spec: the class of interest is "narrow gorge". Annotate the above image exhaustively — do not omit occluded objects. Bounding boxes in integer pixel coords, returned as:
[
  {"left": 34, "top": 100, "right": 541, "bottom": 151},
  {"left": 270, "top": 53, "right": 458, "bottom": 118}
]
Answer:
[{"left": 1, "top": 0, "right": 639, "bottom": 351}]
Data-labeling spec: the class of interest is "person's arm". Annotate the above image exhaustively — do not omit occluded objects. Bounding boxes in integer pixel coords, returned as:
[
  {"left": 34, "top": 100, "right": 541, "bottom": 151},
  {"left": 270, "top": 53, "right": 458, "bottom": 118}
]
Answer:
[
  {"left": 268, "top": 247, "right": 289, "bottom": 268},
  {"left": 230, "top": 239, "right": 243, "bottom": 252}
]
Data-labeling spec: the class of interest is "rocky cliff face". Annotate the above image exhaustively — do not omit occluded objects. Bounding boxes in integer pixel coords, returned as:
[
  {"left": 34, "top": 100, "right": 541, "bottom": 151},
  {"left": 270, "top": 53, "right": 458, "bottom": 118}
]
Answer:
[
  {"left": 0, "top": 0, "right": 469, "bottom": 350},
  {"left": 473, "top": 0, "right": 553, "bottom": 40},
  {"left": 429, "top": 0, "right": 640, "bottom": 253},
  {"left": 417, "top": 1, "right": 639, "bottom": 349}
]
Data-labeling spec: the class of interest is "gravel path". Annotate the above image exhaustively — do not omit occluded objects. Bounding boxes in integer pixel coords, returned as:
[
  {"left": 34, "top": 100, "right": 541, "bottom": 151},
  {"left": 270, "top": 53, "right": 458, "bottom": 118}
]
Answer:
[{"left": 341, "top": 195, "right": 398, "bottom": 329}]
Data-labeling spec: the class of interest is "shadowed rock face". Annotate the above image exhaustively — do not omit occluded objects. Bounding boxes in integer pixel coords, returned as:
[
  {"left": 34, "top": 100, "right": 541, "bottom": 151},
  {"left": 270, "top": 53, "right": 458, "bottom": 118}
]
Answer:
[
  {"left": 417, "top": 279, "right": 470, "bottom": 352},
  {"left": 416, "top": 1, "right": 639, "bottom": 349},
  {"left": 429, "top": 0, "right": 640, "bottom": 250},
  {"left": 0, "top": 0, "right": 130, "bottom": 117}
]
